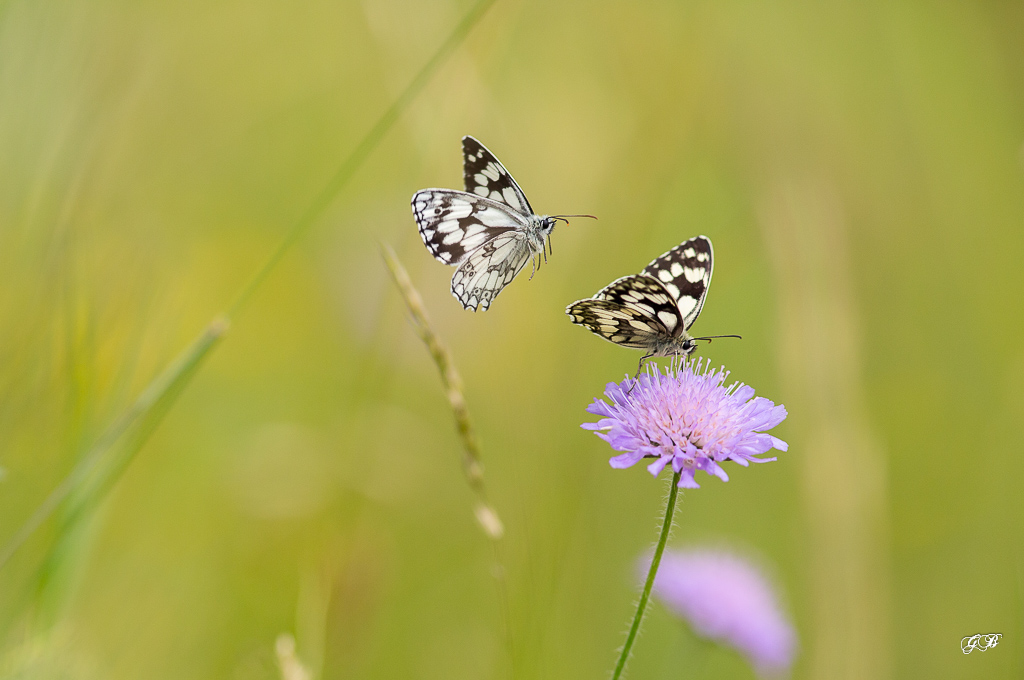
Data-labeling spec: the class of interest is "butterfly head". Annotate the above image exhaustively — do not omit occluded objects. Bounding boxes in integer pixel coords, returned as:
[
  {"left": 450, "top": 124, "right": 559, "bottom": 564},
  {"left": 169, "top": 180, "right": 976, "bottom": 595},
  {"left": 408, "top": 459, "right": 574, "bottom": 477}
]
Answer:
[
  {"left": 538, "top": 216, "right": 559, "bottom": 236},
  {"left": 655, "top": 336, "right": 699, "bottom": 358}
]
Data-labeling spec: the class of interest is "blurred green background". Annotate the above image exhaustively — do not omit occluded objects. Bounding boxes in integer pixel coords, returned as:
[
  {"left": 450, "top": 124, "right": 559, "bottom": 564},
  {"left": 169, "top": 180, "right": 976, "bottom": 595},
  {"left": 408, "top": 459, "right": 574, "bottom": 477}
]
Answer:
[{"left": 1, "top": 0, "right": 1023, "bottom": 678}]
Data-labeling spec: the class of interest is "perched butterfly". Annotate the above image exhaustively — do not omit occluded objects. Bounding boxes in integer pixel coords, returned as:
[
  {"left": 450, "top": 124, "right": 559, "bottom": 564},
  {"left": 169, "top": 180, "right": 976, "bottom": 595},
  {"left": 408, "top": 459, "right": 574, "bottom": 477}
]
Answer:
[
  {"left": 566, "top": 235, "right": 739, "bottom": 375},
  {"left": 411, "top": 136, "right": 593, "bottom": 311}
]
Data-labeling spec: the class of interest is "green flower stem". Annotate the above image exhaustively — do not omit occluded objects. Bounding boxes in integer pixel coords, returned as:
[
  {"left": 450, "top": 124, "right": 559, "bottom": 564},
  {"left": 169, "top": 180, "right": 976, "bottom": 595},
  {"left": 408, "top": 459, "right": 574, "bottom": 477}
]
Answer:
[
  {"left": 0, "top": 0, "right": 498, "bottom": 572},
  {"left": 611, "top": 471, "right": 682, "bottom": 680}
]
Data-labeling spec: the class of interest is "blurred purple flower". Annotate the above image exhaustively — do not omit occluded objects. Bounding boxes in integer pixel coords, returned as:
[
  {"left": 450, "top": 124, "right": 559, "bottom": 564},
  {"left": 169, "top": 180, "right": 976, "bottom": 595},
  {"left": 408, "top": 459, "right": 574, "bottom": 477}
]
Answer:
[
  {"left": 646, "top": 548, "right": 798, "bottom": 677},
  {"left": 582, "top": 359, "right": 787, "bottom": 488}
]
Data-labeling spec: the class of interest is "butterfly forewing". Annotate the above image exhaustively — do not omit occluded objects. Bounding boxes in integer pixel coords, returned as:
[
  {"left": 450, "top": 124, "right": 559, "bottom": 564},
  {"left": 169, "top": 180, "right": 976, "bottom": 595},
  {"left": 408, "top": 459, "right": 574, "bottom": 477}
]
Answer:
[
  {"left": 641, "top": 235, "right": 713, "bottom": 329},
  {"left": 593, "top": 275, "right": 685, "bottom": 336},
  {"left": 412, "top": 189, "right": 525, "bottom": 265},
  {"left": 462, "top": 136, "right": 533, "bottom": 215},
  {"left": 451, "top": 232, "right": 533, "bottom": 311}
]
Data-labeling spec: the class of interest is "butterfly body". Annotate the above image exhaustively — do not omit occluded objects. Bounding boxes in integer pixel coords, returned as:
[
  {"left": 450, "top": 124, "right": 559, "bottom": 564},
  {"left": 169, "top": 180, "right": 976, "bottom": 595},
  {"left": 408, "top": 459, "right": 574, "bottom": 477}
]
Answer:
[
  {"left": 411, "top": 137, "right": 559, "bottom": 312},
  {"left": 566, "top": 236, "right": 715, "bottom": 360}
]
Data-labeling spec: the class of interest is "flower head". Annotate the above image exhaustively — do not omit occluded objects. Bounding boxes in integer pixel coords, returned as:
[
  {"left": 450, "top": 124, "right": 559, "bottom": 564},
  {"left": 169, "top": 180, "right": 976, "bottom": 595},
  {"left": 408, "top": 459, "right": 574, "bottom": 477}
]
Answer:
[
  {"left": 582, "top": 359, "right": 787, "bottom": 488},
  {"left": 646, "top": 548, "right": 798, "bottom": 677}
]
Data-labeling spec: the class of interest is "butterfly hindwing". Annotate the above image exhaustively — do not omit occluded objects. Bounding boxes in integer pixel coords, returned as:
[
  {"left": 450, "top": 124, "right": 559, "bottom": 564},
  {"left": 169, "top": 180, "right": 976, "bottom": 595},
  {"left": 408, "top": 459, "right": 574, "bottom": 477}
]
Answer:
[
  {"left": 462, "top": 136, "right": 533, "bottom": 215},
  {"left": 641, "top": 235, "right": 713, "bottom": 329},
  {"left": 566, "top": 295, "right": 673, "bottom": 349},
  {"left": 412, "top": 189, "right": 526, "bottom": 266},
  {"left": 451, "top": 232, "right": 534, "bottom": 311}
]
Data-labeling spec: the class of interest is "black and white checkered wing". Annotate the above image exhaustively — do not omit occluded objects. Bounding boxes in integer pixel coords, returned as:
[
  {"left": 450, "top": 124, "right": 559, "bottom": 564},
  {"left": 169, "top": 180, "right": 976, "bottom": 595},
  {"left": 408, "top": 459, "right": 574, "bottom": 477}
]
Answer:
[
  {"left": 412, "top": 137, "right": 552, "bottom": 312},
  {"left": 412, "top": 189, "right": 527, "bottom": 266},
  {"left": 641, "top": 235, "right": 713, "bottom": 330},
  {"left": 565, "top": 275, "right": 680, "bottom": 348},
  {"left": 462, "top": 136, "right": 533, "bottom": 216},
  {"left": 451, "top": 231, "right": 533, "bottom": 312}
]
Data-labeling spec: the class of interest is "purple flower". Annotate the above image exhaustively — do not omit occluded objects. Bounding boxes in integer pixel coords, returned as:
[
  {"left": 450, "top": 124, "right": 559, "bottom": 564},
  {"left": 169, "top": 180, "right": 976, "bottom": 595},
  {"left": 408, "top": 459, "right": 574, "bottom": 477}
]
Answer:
[
  {"left": 582, "top": 359, "right": 787, "bottom": 488},
  {"left": 646, "top": 548, "right": 798, "bottom": 677}
]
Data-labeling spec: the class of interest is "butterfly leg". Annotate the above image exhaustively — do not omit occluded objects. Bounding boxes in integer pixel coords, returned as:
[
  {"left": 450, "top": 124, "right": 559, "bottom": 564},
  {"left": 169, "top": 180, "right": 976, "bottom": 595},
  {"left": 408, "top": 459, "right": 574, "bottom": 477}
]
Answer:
[
  {"left": 529, "top": 254, "right": 538, "bottom": 280},
  {"left": 626, "top": 353, "right": 654, "bottom": 395}
]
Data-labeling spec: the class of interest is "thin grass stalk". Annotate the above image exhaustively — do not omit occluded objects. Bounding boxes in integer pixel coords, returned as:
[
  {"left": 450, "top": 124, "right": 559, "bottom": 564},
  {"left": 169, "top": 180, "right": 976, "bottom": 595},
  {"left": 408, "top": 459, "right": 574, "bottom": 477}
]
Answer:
[
  {"left": 0, "top": 0, "right": 499, "bottom": 572},
  {"left": 380, "top": 243, "right": 502, "bottom": 539},
  {"left": 380, "top": 244, "right": 514, "bottom": 676}
]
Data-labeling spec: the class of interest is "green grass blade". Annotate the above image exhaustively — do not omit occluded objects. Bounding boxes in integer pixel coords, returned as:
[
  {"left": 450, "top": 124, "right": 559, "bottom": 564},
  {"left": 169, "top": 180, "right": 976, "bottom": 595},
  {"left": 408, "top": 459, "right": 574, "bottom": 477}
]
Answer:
[{"left": 0, "top": 317, "right": 228, "bottom": 570}]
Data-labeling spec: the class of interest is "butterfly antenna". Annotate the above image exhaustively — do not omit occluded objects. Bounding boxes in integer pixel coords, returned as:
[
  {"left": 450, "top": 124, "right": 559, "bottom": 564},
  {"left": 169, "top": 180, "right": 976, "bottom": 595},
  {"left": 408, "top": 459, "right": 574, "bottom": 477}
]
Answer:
[
  {"left": 692, "top": 334, "right": 743, "bottom": 343},
  {"left": 552, "top": 214, "right": 598, "bottom": 224}
]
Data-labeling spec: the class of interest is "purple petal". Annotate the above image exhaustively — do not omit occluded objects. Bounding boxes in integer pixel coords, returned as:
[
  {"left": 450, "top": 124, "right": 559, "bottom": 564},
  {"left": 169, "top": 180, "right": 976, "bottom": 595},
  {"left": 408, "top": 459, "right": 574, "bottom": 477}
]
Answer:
[
  {"left": 604, "top": 381, "right": 631, "bottom": 404},
  {"left": 605, "top": 434, "right": 645, "bottom": 452},
  {"left": 746, "top": 401, "right": 787, "bottom": 431},
  {"left": 581, "top": 417, "right": 615, "bottom": 431},
  {"left": 646, "top": 455, "right": 671, "bottom": 476},
  {"left": 609, "top": 450, "right": 646, "bottom": 469},
  {"left": 702, "top": 460, "right": 730, "bottom": 482},
  {"left": 733, "top": 385, "right": 756, "bottom": 402},
  {"left": 678, "top": 472, "right": 701, "bottom": 488}
]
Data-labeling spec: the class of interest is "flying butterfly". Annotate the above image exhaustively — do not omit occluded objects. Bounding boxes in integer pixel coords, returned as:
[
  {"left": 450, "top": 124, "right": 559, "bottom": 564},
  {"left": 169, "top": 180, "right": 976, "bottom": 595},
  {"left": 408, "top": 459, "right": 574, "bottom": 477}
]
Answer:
[
  {"left": 411, "top": 136, "right": 594, "bottom": 311},
  {"left": 566, "top": 235, "right": 740, "bottom": 376}
]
